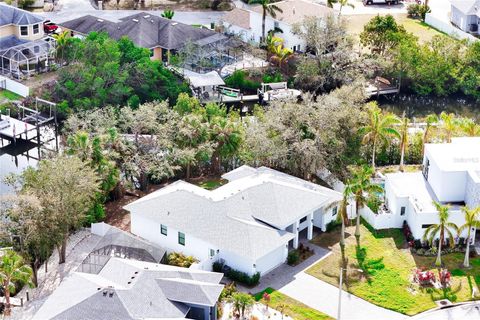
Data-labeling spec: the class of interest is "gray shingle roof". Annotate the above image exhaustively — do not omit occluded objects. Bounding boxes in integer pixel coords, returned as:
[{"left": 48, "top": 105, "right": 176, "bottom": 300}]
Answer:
[
  {"left": 0, "top": 3, "right": 44, "bottom": 26},
  {"left": 34, "top": 258, "right": 223, "bottom": 320},
  {"left": 125, "top": 166, "right": 341, "bottom": 260},
  {"left": 451, "top": 0, "right": 480, "bottom": 15},
  {"left": 60, "top": 12, "right": 226, "bottom": 50}
]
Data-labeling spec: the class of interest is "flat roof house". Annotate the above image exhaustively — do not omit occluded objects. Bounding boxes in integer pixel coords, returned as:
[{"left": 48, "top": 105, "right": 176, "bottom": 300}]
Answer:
[
  {"left": 0, "top": 3, "right": 55, "bottom": 79},
  {"left": 33, "top": 224, "right": 223, "bottom": 320},
  {"left": 125, "top": 166, "right": 342, "bottom": 276},
  {"left": 451, "top": 0, "right": 480, "bottom": 34},
  {"left": 60, "top": 12, "right": 228, "bottom": 62},
  {"left": 222, "top": 0, "right": 333, "bottom": 52},
  {"left": 362, "top": 137, "right": 480, "bottom": 241}
]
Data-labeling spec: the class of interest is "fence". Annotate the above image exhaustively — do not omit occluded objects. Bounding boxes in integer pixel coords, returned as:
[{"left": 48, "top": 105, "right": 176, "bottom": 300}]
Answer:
[
  {"left": 425, "top": 14, "right": 479, "bottom": 42},
  {"left": 0, "top": 76, "right": 30, "bottom": 97}
]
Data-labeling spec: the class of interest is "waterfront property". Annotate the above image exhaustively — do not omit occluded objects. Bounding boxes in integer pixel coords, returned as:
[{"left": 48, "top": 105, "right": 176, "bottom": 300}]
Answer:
[
  {"left": 450, "top": 0, "right": 480, "bottom": 35},
  {"left": 124, "top": 166, "right": 342, "bottom": 276},
  {"left": 33, "top": 223, "right": 223, "bottom": 320},
  {"left": 221, "top": 0, "right": 333, "bottom": 52},
  {"left": 60, "top": 12, "right": 229, "bottom": 63},
  {"left": 0, "top": 3, "right": 56, "bottom": 79},
  {"left": 362, "top": 137, "right": 480, "bottom": 240}
]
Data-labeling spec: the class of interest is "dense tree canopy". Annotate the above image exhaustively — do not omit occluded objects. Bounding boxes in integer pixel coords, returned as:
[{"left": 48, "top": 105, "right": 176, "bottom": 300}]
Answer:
[{"left": 55, "top": 32, "right": 189, "bottom": 112}]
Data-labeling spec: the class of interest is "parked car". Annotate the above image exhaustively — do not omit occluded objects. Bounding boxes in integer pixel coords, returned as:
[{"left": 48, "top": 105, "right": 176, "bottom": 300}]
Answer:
[
  {"left": 363, "top": 0, "right": 399, "bottom": 4},
  {"left": 43, "top": 20, "right": 58, "bottom": 33}
]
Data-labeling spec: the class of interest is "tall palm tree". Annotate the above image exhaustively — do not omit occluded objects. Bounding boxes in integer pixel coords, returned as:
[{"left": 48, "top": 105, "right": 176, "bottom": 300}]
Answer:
[
  {"left": 423, "top": 202, "right": 458, "bottom": 267},
  {"left": 459, "top": 206, "right": 480, "bottom": 268},
  {"left": 248, "top": 0, "right": 283, "bottom": 44},
  {"left": 349, "top": 165, "right": 383, "bottom": 244},
  {"left": 398, "top": 114, "right": 409, "bottom": 172},
  {"left": 0, "top": 249, "right": 34, "bottom": 316},
  {"left": 359, "top": 103, "right": 400, "bottom": 170},
  {"left": 161, "top": 9, "right": 175, "bottom": 19},
  {"left": 52, "top": 30, "right": 71, "bottom": 64},
  {"left": 338, "top": 184, "right": 352, "bottom": 260},
  {"left": 422, "top": 113, "right": 438, "bottom": 157},
  {"left": 440, "top": 112, "right": 457, "bottom": 143},
  {"left": 460, "top": 118, "right": 480, "bottom": 137}
]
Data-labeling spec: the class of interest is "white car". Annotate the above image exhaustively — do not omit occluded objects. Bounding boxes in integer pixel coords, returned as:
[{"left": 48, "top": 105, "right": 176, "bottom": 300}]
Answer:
[{"left": 363, "top": 0, "right": 399, "bottom": 4}]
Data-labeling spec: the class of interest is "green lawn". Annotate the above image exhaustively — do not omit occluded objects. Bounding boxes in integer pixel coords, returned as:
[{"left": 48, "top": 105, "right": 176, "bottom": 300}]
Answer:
[
  {"left": 307, "top": 224, "right": 480, "bottom": 316},
  {"left": 193, "top": 177, "right": 227, "bottom": 190},
  {"left": 254, "top": 288, "right": 333, "bottom": 320},
  {"left": 0, "top": 89, "right": 22, "bottom": 101}
]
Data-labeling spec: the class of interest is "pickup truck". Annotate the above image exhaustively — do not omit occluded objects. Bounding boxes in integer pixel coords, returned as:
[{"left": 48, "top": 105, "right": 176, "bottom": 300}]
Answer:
[{"left": 43, "top": 20, "right": 59, "bottom": 33}]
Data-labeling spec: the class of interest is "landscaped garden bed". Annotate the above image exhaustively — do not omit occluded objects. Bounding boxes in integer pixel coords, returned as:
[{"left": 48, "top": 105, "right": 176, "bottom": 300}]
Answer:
[{"left": 307, "top": 224, "right": 480, "bottom": 316}]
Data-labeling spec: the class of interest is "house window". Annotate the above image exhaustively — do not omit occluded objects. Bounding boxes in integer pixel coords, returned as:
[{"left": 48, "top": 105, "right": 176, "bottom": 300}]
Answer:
[
  {"left": 178, "top": 232, "right": 185, "bottom": 246},
  {"left": 400, "top": 207, "right": 406, "bottom": 216},
  {"left": 33, "top": 24, "right": 39, "bottom": 34},
  {"left": 332, "top": 206, "right": 338, "bottom": 216},
  {"left": 160, "top": 224, "right": 167, "bottom": 236},
  {"left": 422, "top": 224, "right": 433, "bottom": 229},
  {"left": 150, "top": 49, "right": 154, "bottom": 57},
  {"left": 209, "top": 249, "right": 215, "bottom": 258},
  {"left": 20, "top": 26, "right": 28, "bottom": 36},
  {"left": 299, "top": 216, "right": 307, "bottom": 224}
]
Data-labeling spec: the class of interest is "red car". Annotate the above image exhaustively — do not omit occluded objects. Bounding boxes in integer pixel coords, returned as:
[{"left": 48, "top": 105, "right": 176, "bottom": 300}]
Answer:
[{"left": 43, "top": 20, "right": 58, "bottom": 33}]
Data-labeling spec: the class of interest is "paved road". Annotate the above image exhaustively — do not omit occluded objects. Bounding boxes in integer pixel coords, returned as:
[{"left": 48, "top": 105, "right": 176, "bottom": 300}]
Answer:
[
  {"left": 40, "top": 0, "right": 227, "bottom": 25},
  {"left": 411, "top": 302, "right": 480, "bottom": 320}
]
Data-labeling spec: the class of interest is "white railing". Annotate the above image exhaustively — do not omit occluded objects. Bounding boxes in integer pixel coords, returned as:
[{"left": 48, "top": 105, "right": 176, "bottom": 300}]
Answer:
[
  {"left": 425, "top": 13, "right": 479, "bottom": 42},
  {"left": 0, "top": 76, "right": 30, "bottom": 97}
]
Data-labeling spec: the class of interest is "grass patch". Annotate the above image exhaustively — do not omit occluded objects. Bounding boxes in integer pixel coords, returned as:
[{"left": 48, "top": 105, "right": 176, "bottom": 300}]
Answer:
[
  {"left": 254, "top": 288, "right": 332, "bottom": 320},
  {"left": 306, "top": 224, "right": 480, "bottom": 315},
  {"left": 0, "top": 89, "right": 21, "bottom": 101},
  {"left": 192, "top": 177, "right": 227, "bottom": 190}
]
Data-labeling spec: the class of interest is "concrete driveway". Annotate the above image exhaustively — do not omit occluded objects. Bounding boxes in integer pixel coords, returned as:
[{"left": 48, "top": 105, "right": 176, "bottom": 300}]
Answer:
[{"left": 240, "top": 240, "right": 406, "bottom": 320}]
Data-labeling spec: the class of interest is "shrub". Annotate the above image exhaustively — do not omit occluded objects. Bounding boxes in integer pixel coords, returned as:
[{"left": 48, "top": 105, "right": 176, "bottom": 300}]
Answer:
[
  {"left": 224, "top": 70, "right": 261, "bottom": 92},
  {"left": 407, "top": 4, "right": 430, "bottom": 21},
  {"left": 414, "top": 239, "right": 422, "bottom": 250},
  {"left": 226, "top": 268, "right": 260, "bottom": 286},
  {"left": 287, "top": 250, "right": 300, "bottom": 266},
  {"left": 167, "top": 252, "right": 198, "bottom": 268},
  {"left": 213, "top": 261, "right": 224, "bottom": 273},
  {"left": 326, "top": 220, "right": 341, "bottom": 232}
]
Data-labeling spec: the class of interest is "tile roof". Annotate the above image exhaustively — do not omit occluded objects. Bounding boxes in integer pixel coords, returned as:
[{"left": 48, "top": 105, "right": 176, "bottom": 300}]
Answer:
[
  {"left": 252, "top": 0, "right": 334, "bottom": 25},
  {"left": 34, "top": 258, "right": 223, "bottom": 320},
  {"left": 223, "top": 8, "right": 252, "bottom": 29},
  {"left": 0, "top": 3, "right": 44, "bottom": 26},
  {"left": 125, "top": 166, "right": 341, "bottom": 259},
  {"left": 60, "top": 12, "right": 226, "bottom": 50}
]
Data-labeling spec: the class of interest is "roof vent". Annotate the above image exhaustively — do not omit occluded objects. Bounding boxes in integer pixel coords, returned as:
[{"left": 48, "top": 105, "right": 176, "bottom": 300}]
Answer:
[
  {"left": 133, "top": 19, "right": 139, "bottom": 22},
  {"left": 127, "top": 281, "right": 131, "bottom": 284},
  {"left": 172, "top": 22, "right": 178, "bottom": 26},
  {"left": 109, "top": 291, "right": 114, "bottom": 298},
  {"left": 143, "top": 15, "right": 150, "bottom": 18},
  {"left": 97, "top": 19, "right": 104, "bottom": 22}
]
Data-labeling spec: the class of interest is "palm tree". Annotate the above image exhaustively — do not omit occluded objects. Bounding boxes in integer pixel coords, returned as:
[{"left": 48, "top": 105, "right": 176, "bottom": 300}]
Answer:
[
  {"left": 0, "top": 249, "right": 34, "bottom": 316},
  {"left": 460, "top": 118, "right": 480, "bottom": 137},
  {"left": 349, "top": 165, "right": 383, "bottom": 244},
  {"left": 265, "top": 32, "right": 284, "bottom": 54},
  {"left": 229, "top": 292, "right": 254, "bottom": 319},
  {"left": 270, "top": 44, "right": 293, "bottom": 69},
  {"left": 422, "top": 113, "right": 438, "bottom": 157},
  {"left": 440, "top": 112, "right": 457, "bottom": 143},
  {"left": 459, "top": 206, "right": 480, "bottom": 268},
  {"left": 248, "top": 0, "right": 283, "bottom": 44},
  {"left": 161, "top": 9, "right": 175, "bottom": 19},
  {"left": 338, "top": 184, "right": 352, "bottom": 260},
  {"left": 327, "top": 0, "right": 338, "bottom": 8},
  {"left": 398, "top": 115, "right": 409, "bottom": 172},
  {"left": 423, "top": 202, "right": 458, "bottom": 267},
  {"left": 338, "top": 0, "right": 354, "bottom": 16},
  {"left": 359, "top": 103, "right": 400, "bottom": 170},
  {"left": 52, "top": 30, "right": 71, "bottom": 64}
]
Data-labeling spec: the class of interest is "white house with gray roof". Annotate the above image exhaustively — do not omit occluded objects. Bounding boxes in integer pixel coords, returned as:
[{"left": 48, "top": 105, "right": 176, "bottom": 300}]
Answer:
[
  {"left": 361, "top": 137, "right": 480, "bottom": 241},
  {"left": 451, "top": 0, "right": 480, "bottom": 34},
  {"left": 125, "top": 166, "right": 342, "bottom": 276}
]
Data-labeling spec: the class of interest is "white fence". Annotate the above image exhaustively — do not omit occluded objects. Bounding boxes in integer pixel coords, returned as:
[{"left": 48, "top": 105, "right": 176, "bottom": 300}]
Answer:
[
  {"left": 360, "top": 206, "right": 400, "bottom": 230},
  {"left": 425, "top": 14, "right": 479, "bottom": 42},
  {"left": 0, "top": 76, "right": 30, "bottom": 97}
]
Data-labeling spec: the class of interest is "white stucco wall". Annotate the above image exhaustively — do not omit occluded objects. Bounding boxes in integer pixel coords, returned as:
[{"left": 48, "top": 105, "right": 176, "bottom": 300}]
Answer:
[
  {"left": 465, "top": 171, "right": 480, "bottom": 208},
  {"left": 426, "top": 155, "right": 467, "bottom": 202},
  {"left": 254, "top": 244, "right": 288, "bottom": 275}
]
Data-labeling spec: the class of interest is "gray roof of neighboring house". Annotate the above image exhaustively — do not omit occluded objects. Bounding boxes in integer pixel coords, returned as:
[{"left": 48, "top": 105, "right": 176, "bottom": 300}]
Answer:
[
  {"left": 34, "top": 258, "right": 223, "bottom": 320},
  {"left": 451, "top": 0, "right": 480, "bottom": 15},
  {"left": 125, "top": 166, "right": 341, "bottom": 260},
  {"left": 0, "top": 3, "right": 44, "bottom": 26},
  {"left": 60, "top": 12, "right": 226, "bottom": 50}
]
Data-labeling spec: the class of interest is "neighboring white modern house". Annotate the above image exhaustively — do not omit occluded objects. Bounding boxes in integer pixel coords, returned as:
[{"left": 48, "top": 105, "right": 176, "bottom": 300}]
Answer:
[
  {"left": 362, "top": 137, "right": 480, "bottom": 241},
  {"left": 451, "top": 0, "right": 480, "bottom": 34},
  {"left": 221, "top": 0, "right": 334, "bottom": 52},
  {"left": 125, "top": 166, "right": 342, "bottom": 276}
]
